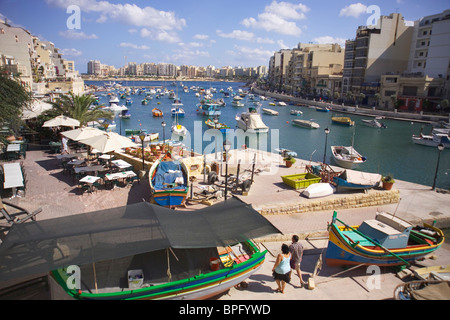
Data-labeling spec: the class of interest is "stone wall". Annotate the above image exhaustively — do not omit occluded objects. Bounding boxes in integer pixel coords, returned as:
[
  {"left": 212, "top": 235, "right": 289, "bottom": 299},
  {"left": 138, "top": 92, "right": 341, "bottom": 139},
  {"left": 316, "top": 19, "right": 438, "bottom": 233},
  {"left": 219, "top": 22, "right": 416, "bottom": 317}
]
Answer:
[{"left": 257, "top": 189, "right": 400, "bottom": 216}]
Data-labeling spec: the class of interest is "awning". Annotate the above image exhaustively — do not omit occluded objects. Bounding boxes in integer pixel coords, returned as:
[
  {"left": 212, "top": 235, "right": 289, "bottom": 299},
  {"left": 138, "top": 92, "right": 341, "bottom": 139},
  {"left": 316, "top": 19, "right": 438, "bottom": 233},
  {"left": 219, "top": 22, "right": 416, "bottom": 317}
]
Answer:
[{"left": 0, "top": 198, "right": 281, "bottom": 282}]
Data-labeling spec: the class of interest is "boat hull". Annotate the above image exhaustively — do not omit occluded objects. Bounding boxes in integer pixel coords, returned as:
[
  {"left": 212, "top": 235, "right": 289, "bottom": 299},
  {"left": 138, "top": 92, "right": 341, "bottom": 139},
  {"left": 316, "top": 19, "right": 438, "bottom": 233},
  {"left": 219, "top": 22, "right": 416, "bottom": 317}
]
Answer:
[{"left": 325, "top": 223, "right": 444, "bottom": 267}]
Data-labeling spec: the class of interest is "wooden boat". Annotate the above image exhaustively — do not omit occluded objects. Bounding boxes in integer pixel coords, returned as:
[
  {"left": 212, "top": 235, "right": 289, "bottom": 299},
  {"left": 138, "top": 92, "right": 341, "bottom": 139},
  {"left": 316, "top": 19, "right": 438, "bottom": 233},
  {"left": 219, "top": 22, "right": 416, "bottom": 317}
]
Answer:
[
  {"left": 325, "top": 211, "right": 445, "bottom": 267},
  {"left": 291, "top": 119, "right": 320, "bottom": 129},
  {"left": 302, "top": 183, "right": 335, "bottom": 199},
  {"left": 262, "top": 108, "right": 278, "bottom": 115},
  {"left": 331, "top": 146, "right": 366, "bottom": 169},
  {"left": 332, "top": 116, "right": 354, "bottom": 126},
  {"left": 413, "top": 265, "right": 450, "bottom": 281},
  {"left": 205, "top": 118, "right": 230, "bottom": 131},
  {"left": 333, "top": 169, "right": 381, "bottom": 192},
  {"left": 152, "top": 108, "right": 163, "bottom": 117},
  {"left": 149, "top": 153, "right": 189, "bottom": 208},
  {"left": 394, "top": 280, "right": 450, "bottom": 300}
]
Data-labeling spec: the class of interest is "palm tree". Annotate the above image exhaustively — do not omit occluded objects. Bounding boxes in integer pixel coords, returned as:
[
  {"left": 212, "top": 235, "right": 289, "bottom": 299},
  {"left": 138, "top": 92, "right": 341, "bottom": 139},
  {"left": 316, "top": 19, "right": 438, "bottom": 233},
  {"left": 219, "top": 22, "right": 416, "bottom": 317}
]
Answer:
[{"left": 44, "top": 93, "right": 114, "bottom": 126}]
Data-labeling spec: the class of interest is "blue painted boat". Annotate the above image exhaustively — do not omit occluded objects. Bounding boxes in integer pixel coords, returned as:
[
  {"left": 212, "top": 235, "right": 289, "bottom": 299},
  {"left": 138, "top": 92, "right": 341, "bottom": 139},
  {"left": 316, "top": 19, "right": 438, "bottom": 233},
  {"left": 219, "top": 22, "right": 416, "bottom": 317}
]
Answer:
[{"left": 333, "top": 170, "right": 380, "bottom": 192}]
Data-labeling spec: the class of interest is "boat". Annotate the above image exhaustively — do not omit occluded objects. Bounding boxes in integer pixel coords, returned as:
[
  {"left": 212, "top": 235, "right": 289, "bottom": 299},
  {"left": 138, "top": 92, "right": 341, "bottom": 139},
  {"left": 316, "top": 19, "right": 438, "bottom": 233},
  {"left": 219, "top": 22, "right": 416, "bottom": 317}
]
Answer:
[
  {"left": 197, "top": 100, "right": 221, "bottom": 116},
  {"left": 152, "top": 108, "right": 163, "bottom": 117},
  {"left": 277, "top": 101, "right": 287, "bottom": 106},
  {"left": 172, "top": 123, "right": 187, "bottom": 136},
  {"left": 330, "top": 146, "right": 366, "bottom": 169},
  {"left": 171, "top": 107, "right": 185, "bottom": 117},
  {"left": 205, "top": 118, "right": 230, "bottom": 132},
  {"left": 302, "top": 183, "right": 335, "bottom": 199},
  {"left": 332, "top": 169, "right": 381, "bottom": 192},
  {"left": 109, "top": 95, "right": 119, "bottom": 104},
  {"left": 262, "top": 108, "right": 278, "bottom": 115},
  {"left": 290, "top": 110, "right": 303, "bottom": 116},
  {"left": 413, "top": 265, "right": 450, "bottom": 281},
  {"left": 131, "top": 133, "right": 159, "bottom": 143},
  {"left": 362, "top": 118, "right": 387, "bottom": 128},
  {"left": 125, "top": 128, "right": 147, "bottom": 136},
  {"left": 291, "top": 119, "right": 320, "bottom": 129},
  {"left": 149, "top": 153, "right": 189, "bottom": 207},
  {"left": 316, "top": 106, "right": 330, "bottom": 112},
  {"left": 125, "top": 98, "right": 133, "bottom": 106},
  {"left": 394, "top": 280, "right": 450, "bottom": 300},
  {"left": 236, "top": 107, "right": 269, "bottom": 133},
  {"left": 332, "top": 116, "right": 355, "bottom": 126},
  {"left": 412, "top": 128, "right": 450, "bottom": 148},
  {"left": 325, "top": 211, "right": 445, "bottom": 267},
  {"left": 119, "top": 109, "right": 131, "bottom": 119},
  {"left": 0, "top": 198, "right": 280, "bottom": 300},
  {"left": 141, "top": 98, "right": 149, "bottom": 105}
]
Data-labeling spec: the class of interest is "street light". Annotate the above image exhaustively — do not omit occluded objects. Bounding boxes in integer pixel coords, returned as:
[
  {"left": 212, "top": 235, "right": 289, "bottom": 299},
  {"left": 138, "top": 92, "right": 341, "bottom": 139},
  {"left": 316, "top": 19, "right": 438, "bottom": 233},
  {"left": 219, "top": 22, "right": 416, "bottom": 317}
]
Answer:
[
  {"left": 432, "top": 143, "right": 445, "bottom": 190},
  {"left": 223, "top": 140, "right": 231, "bottom": 200},
  {"left": 323, "top": 128, "right": 330, "bottom": 164},
  {"left": 139, "top": 132, "right": 146, "bottom": 171},
  {"left": 161, "top": 121, "right": 166, "bottom": 146}
]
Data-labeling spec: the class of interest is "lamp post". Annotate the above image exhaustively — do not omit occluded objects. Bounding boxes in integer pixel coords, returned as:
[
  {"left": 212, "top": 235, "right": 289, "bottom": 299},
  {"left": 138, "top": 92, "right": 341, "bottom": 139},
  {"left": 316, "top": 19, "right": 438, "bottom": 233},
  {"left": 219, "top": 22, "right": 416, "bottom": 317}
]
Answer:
[
  {"left": 161, "top": 121, "right": 166, "bottom": 146},
  {"left": 323, "top": 128, "right": 330, "bottom": 164},
  {"left": 214, "top": 118, "right": 219, "bottom": 160},
  {"left": 223, "top": 140, "right": 231, "bottom": 200},
  {"left": 432, "top": 143, "right": 445, "bottom": 190},
  {"left": 139, "top": 132, "right": 146, "bottom": 171}
]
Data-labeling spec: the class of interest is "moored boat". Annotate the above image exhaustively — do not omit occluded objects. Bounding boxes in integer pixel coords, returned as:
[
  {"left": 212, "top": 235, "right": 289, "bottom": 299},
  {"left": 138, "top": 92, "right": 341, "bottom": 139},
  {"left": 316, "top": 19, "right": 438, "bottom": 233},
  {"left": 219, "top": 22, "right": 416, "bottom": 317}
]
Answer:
[
  {"left": 290, "top": 110, "right": 303, "bottom": 116},
  {"left": 412, "top": 128, "right": 450, "bottom": 148},
  {"left": 152, "top": 108, "right": 163, "bottom": 117},
  {"left": 205, "top": 118, "right": 230, "bottom": 131},
  {"left": 331, "top": 145, "right": 366, "bottom": 169},
  {"left": 333, "top": 169, "right": 381, "bottom": 192},
  {"left": 325, "top": 211, "right": 445, "bottom": 267},
  {"left": 262, "top": 108, "right": 278, "bottom": 115},
  {"left": 131, "top": 132, "right": 159, "bottom": 143},
  {"left": 332, "top": 116, "right": 355, "bottom": 126},
  {"left": 291, "top": 119, "right": 320, "bottom": 129},
  {"left": 316, "top": 106, "right": 330, "bottom": 112},
  {"left": 236, "top": 107, "right": 269, "bottom": 133},
  {"left": 362, "top": 118, "right": 387, "bottom": 128}
]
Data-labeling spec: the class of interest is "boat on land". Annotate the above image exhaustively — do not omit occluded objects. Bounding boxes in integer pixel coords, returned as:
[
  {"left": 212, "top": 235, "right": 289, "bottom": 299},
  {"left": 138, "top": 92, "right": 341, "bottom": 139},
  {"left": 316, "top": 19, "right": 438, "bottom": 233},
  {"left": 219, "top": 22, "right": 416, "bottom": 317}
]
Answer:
[
  {"left": 152, "top": 108, "right": 163, "bottom": 117},
  {"left": 331, "top": 145, "right": 366, "bottom": 169},
  {"left": 362, "top": 118, "right": 387, "bottom": 128},
  {"left": 332, "top": 169, "right": 381, "bottom": 192},
  {"left": 0, "top": 198, "right": 280, "bottom": 300},
  {"left": 291, "top": 119, "right": 320, "bottom": 129},
  {"left": 302, "top": 183, "right": 335, "bottom": 199},
  {"left": 290, "top": 110, "right": 303, "bottom": 116},
  {"left": 149, "top": 152, "right": 189, "bottom": 208},
  {"left": 262, "top": 108, "right": 278, "bottom": 115},
  {"left": 332, "top": 116, "right": 355, "bottom": 126},
  {"left": 205, "top": 118, "right": 230, "bottom": 131},
  {"left": 413, "top": 265, "right": 450, "bottom": 281},
  {"left": 394, "top": 280, "right": 450, "bottom": 300},
  {"left": 236, "top": 107, "right": 269, "bottom": 133},
  {"left": 412, "top": 128, "right": 450, "bottom": 148},
  {"left": 325, "top": 211, "right": 445, "bottom": 267}
]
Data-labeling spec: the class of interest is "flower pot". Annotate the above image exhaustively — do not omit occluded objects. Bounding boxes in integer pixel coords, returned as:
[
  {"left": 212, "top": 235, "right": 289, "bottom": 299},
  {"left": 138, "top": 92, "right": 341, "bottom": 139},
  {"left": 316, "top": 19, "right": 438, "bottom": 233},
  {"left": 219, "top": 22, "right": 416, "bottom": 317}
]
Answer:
[{"left": 285, "top": 160, "right": 294, "bottom": 168}]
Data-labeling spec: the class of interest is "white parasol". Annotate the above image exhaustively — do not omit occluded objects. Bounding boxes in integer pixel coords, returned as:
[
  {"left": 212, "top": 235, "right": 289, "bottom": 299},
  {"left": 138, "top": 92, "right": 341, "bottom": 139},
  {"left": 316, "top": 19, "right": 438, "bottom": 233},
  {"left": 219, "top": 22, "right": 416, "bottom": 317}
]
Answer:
[
  {"left": 61, "top": 127, "right": 104, "bottom": 141},
  {"left": 43, "top": 115, "right": 80, "bottom": 128},
  {"left": 79, "top": 131, "right": 139, "bottom": 154}
]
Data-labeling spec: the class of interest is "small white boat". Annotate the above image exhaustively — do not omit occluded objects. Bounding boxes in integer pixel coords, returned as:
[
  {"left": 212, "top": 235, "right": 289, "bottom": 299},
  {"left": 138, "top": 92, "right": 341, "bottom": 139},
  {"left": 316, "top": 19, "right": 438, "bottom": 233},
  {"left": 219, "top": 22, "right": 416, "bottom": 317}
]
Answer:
[
  {"left": 331, "top": 146, "right": 366, "bottom": 169},
  {"left": 262, "top": 108, "right": 278, "bottom": 115},
  {"left": 292, "top": 119, "right": 320, "bottom": 129},
  {"left": 412, "top": 129, "right": 450, "bottom": 148},
  {"left": 132, "top": 133, "right": 159, "bottom": 143},
  {"left": 236, "top": 107, "right": 269, "bottom": 133},
  {"left": 362, "top": 118, "right": 387, "bottom": 128},
  {"left": 277, "top": 101, "right": 287, "bottom": 106},
  {"left": 290, "top": 110, "right": 303, "bottom": 116},
  {"left": 172, "top": 123, "right": 187, "bottom": 136},
  {"left": 302, "top": 183, "right": 335, "bottom": 199}
]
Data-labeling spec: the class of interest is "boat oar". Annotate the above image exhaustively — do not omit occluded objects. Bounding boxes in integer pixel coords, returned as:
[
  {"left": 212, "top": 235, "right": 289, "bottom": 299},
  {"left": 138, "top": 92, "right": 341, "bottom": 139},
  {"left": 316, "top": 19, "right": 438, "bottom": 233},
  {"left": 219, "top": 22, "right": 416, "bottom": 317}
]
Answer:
[{"left": 335, "top": 217, "right": 410, "bottom": 267}]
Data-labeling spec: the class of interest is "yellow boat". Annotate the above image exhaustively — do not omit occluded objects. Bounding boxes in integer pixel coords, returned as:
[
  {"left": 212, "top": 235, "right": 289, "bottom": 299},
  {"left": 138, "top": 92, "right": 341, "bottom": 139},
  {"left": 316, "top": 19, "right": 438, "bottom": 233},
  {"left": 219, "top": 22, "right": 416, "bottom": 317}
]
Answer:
[{"left": 332, "top": 116, "right": 355, "bottom": 126}]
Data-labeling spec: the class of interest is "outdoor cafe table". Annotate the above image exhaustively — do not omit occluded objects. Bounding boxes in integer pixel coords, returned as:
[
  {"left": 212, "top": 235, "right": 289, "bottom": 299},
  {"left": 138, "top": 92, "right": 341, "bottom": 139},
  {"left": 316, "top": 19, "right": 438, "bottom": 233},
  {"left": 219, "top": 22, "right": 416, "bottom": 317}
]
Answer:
[
  {"left": 6, "top": 144, "right": 21, "bottom": 160},
  {"left": 74, "top": 165, "right": 106, "bottom": 175},
  {"left": 79, "top": 175, "right": 101, "bottom": 193},
  {"left": 56, "top": 154, "right": 80, "bottom": 160},
  {"left": 2, "top": 163, "right": 24, "bottom": 198},
  {"left": 105, "top": 171, "right": 136, "bottom": 188},
  {"left": 111, "top": 159, "right": 132, "bottom": 171}
]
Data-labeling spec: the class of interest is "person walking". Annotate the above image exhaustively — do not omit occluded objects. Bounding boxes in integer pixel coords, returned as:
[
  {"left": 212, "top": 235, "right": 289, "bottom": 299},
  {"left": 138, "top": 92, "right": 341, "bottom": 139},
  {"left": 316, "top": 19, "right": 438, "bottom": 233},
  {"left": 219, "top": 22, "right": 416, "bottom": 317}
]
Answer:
[
  {"left": 289, "top": 235, "right": 306, "bottom": 287},
  {"left": 272, "top": 244, "right": 291, "bottom": 293}
]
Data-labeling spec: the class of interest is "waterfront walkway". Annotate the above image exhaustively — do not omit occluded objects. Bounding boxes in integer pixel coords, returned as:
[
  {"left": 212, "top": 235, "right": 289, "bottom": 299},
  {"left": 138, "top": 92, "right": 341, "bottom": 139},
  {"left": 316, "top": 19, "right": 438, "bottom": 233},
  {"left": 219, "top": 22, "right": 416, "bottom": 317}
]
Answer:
[{"left": 1, "top": 147, "right": 449, "bottom": 300}]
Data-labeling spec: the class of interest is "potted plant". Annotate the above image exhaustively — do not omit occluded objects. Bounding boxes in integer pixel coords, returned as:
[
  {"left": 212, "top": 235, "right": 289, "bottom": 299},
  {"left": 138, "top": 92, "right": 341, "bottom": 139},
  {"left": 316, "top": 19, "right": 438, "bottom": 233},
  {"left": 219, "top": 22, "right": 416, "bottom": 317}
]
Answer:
[
  {"left": 284, "top": 155, "right": 296, "bottom": 168},
  {"left": 381, "top": 175, "right": 395, "bottom": 190}
]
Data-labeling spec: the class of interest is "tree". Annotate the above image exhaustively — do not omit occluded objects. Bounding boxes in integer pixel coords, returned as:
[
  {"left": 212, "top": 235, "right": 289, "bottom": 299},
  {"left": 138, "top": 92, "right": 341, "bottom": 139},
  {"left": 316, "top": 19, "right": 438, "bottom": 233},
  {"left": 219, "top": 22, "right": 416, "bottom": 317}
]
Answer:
[
  {"left": 374, "top": 93, "right": 381, "bottom": 107},
  {"left": 0, "top": 70, "right": 33, "bottom": 139},
  {"left": 43, "top": 93, "right": 114, "bottom": 126}
]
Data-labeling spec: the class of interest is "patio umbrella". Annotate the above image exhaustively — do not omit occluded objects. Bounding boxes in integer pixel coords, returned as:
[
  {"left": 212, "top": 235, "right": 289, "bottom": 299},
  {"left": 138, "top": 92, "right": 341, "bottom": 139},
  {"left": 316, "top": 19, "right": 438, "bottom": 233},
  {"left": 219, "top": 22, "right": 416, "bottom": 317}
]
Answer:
[
  {"left": 79, "top": 132, "right": 139, "bottom": 154},
  {"left": 61, "top": 127, "right": 104, "bottom": 141},
  {"left": 43, "top": 115, "right": 80, "bottom": 128}
]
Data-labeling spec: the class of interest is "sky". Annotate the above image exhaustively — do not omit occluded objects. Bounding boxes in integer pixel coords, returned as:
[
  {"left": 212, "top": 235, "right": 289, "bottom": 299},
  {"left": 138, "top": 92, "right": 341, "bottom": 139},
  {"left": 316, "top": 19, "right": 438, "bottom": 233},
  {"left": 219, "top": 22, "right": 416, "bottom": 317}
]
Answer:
[{"left": 1, "top": 0, "right": 449, "bottom": 73}]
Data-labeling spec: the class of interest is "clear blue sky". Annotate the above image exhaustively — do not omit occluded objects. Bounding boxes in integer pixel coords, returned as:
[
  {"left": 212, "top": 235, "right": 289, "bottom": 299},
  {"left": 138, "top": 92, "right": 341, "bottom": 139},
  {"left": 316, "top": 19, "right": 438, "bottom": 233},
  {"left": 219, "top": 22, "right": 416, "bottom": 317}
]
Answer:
[{"left": 1, "top": 0, "right": 449, "bottom": 73}]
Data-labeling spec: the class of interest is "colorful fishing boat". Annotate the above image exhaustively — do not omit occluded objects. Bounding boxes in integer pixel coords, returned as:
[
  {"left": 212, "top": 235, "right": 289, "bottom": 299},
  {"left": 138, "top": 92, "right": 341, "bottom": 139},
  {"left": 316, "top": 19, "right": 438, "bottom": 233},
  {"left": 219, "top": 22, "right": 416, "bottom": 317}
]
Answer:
[
  {"left": 333, "top": 170, "right": 381, "bottom": 192},
  {"left": 205, "top": 118, "right": 230, "bottom": 131},
  {"left": 152, "top": 108, "right": 163, "bottom": 117},
  {"left": 325, "top": 211, "right": 445, "bottom": 267},
  {"left": 149, "top": 153, "right": 189, "bottom": 208},
  {"left": 0, "top": 198, "right": 280, "bottom": 300}
]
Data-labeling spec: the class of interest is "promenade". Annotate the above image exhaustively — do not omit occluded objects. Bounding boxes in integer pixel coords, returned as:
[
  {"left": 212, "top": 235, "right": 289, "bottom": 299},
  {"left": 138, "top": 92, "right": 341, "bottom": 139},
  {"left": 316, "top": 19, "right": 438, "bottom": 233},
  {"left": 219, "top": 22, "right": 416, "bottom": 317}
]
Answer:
[{"left": 1, "top": 146, "right": 449, "bottom": 300}]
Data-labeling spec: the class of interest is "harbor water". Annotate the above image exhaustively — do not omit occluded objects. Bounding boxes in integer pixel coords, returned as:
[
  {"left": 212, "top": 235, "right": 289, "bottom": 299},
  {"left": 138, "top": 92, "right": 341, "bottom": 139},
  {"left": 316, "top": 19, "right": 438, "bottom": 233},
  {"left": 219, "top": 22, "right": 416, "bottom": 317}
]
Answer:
[{"left": 86, "top": 80, "right": 450, "bottom": 190}]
